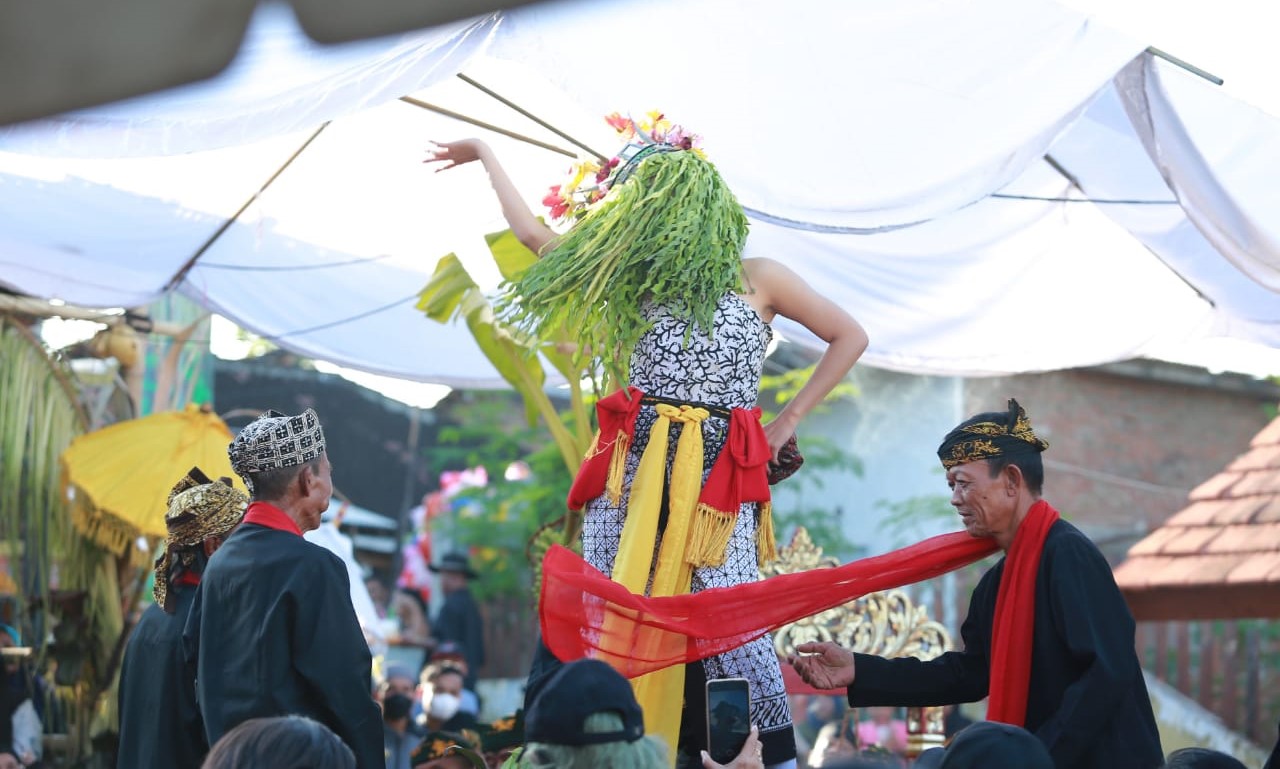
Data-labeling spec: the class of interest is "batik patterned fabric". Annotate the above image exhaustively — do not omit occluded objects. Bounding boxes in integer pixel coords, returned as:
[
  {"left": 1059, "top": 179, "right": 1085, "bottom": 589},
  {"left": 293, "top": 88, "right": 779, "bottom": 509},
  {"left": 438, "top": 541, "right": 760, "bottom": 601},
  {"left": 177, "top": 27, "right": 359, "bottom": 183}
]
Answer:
[
  {"left": 153, "top": 467, "right": 248, "bottom": 611},
  {"left": 227, "top": 408, "right": 326, "bottom": 492},
  {"left": 582, "top": 292, "right": 794, "bottom": 757}
]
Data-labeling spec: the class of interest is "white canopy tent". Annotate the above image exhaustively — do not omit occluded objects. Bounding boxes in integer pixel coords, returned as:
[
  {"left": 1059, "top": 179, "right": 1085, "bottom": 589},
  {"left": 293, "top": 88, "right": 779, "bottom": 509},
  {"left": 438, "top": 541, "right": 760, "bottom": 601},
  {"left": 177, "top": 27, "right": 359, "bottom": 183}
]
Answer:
[{"left": 1, "top": 0, "right": 1277, "bottom": 386}]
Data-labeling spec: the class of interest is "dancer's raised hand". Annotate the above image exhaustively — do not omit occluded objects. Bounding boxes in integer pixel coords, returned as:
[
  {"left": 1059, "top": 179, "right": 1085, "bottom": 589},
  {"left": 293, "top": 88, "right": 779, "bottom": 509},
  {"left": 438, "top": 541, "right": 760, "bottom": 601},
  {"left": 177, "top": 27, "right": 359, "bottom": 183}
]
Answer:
[{"left": 425, "top": 138, "right": 488, "bottom": 172}]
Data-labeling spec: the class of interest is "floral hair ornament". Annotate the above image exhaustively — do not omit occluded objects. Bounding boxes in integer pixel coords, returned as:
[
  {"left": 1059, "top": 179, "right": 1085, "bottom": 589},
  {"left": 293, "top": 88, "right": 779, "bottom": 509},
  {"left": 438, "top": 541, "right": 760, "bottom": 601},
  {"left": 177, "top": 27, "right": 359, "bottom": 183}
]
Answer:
[
  {"left": 541, "top": 111, "right": 704, "bottom": 223},
  {"left": 505, "top": 110, "right": 746, "bottom": 385}
]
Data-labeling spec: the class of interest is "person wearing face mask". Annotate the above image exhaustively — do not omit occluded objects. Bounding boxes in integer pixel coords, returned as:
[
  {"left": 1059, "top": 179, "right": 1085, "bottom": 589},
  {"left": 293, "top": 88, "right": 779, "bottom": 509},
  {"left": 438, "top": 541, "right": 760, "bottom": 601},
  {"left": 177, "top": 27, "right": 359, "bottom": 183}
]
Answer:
[
  {"left": 417, "top": 664, "right": 475, "bottom": 734},
  {"left": 380, "top": 666, "right": 426, "bottom": 769}
]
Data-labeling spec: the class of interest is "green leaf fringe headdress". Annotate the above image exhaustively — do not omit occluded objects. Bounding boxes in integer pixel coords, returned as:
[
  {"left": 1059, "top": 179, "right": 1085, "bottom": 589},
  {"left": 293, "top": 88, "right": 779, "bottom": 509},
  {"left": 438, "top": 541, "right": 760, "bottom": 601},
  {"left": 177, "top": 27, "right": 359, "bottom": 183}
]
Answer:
[{"left": 497, "top": 114, "right": 748, "bottom": 382}]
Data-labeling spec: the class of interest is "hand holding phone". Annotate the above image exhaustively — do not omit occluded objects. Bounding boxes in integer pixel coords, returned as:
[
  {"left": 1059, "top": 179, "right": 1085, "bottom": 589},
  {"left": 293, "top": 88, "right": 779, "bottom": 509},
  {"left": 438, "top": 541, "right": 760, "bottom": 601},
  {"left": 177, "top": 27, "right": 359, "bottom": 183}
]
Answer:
[{"left": 706, "top": 677, "right": 752, "bottom": 764}]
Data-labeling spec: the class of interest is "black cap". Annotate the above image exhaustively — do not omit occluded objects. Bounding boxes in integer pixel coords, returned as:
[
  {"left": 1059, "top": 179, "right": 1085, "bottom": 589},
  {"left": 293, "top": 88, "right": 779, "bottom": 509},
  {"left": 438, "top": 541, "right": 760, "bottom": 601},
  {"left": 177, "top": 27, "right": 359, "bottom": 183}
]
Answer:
[
  {"left": 429, "top": 551, "right": 479, "bottom": 579},
  {"left": 939, "top": 722, "right": 1053, "bottom": 769},
  {"left": 525, "top": 659, "right": 644, "bottom": 746}
]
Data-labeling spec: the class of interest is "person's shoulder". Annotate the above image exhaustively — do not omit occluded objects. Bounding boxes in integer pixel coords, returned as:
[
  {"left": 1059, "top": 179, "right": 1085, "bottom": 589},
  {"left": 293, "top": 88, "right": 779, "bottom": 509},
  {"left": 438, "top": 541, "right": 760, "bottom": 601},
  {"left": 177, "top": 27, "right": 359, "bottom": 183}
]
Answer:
[
  {"left": 742, "top": 256, "right": 788, "bottom": 283},
  {"left": 1044, "top": 518, "right": 1106, "bottom": 560},
  {"left": 1041, "top": 516, "right": 1120, "bottom": 586},
  {"left": 129, "top": 602, "right": 171, "bottom": 637}
]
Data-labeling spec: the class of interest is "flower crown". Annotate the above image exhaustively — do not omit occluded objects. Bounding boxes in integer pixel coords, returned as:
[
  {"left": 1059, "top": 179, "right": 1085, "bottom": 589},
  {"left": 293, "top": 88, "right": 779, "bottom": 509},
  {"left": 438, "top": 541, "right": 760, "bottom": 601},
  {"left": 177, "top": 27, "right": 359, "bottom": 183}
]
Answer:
[{"left": 542, "top": 111, "right": 704, "bottom": 222}]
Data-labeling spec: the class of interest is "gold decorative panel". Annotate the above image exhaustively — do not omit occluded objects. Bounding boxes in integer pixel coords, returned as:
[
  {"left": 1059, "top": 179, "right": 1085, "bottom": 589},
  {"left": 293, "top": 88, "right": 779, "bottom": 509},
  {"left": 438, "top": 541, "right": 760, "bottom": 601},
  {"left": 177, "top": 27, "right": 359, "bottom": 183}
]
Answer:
[{"left": 763, "top": 527, "right": 951, "bottom": 757}]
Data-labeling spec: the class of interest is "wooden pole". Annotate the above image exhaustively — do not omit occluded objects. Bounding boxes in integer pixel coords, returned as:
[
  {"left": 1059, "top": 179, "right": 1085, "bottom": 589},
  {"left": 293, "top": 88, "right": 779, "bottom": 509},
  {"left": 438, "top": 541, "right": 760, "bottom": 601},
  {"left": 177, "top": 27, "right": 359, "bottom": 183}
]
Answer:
[
  {"left": 164, "top": 122, "right": 330, "bottom": 292},
  {"left": 455, "top": 73, "right": 610, "bottom": 163},
  {"left": 399, "top": 96, "right": 578, "bottom": 158},
  {"left": 1146, "top": 46, "right": 1224, "bottom": 86}
]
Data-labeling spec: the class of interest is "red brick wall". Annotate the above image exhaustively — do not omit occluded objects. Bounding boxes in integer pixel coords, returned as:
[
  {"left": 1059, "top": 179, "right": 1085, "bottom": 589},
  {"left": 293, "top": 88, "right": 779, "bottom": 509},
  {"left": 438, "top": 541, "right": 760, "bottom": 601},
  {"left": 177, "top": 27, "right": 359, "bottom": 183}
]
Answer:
[{"left": 964, "top": 366, "right": 1276, "bottom": 563}]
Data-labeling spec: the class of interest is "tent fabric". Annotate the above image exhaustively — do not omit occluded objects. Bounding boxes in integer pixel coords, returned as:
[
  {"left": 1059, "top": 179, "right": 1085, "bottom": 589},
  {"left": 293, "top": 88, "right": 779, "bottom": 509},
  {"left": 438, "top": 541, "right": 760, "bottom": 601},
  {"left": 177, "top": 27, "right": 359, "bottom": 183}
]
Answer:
[
  {"left": 1118, "top": 56, "right": 1280, "bottom": 294},
  {"left": 0, "top": 0, "right": 1277, "bottom": 387},
  {"left": 0, "top": 5, "right": 503, "bottom": 158}
]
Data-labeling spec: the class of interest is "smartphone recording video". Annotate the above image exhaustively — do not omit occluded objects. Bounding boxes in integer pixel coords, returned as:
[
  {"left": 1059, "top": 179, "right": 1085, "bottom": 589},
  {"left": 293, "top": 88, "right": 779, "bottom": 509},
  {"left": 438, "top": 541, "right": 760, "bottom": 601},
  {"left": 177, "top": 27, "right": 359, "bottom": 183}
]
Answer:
[{"left": 706, "top": 677, "right": 752, "bottom": 764}]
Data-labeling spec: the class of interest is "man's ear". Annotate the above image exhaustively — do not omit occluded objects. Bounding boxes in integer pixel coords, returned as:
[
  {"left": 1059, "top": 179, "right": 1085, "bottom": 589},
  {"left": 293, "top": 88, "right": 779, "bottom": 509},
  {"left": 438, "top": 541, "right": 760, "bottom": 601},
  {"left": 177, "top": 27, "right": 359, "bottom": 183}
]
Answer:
[
  {"left": 296, "top": 463, "right": 315, "bottom": 495},
  {"left": 1003, "top": 463, "right": 1024, "bottom": 495}
]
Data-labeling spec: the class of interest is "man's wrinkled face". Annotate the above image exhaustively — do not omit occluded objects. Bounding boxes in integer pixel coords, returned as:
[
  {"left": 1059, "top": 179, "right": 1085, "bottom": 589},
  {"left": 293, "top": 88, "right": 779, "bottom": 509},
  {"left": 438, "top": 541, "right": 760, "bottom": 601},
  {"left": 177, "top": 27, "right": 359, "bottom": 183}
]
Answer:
[{"left": 947, "top": 460, "right": 1015, "bottom": 541}]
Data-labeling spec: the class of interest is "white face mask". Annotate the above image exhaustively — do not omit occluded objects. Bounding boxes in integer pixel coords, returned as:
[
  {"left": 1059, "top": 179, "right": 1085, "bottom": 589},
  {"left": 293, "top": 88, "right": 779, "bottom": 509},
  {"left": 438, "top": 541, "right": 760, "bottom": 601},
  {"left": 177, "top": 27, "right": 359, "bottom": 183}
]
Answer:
[{"left": 428, "top": 691, "right": 461, "bottom": 721}]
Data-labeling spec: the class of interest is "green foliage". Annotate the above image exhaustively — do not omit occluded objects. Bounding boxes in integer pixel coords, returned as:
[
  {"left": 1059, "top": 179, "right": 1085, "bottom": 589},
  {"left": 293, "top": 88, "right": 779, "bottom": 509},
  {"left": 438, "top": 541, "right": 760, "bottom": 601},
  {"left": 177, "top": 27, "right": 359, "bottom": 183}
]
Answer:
[
  {"left": 0, "top": 316, "right": 126, "bottom": 761},
  {"left": 425, "top": 392, "right": 577, "bottom": 604},
  {"left": 758, "top": 364, "right": 859, "bottom": 414},
  {"left": 758, "top": 362, "right": 865, "bottom": 561},
  {"left": 418, "top": 233, "right": 594, "bottom": 481},
  {"left": 499, "top": 151, "right": 747, "bottom": 385},
  {"left": 876, "top": 491, "right": 957, "bottom": 548}
]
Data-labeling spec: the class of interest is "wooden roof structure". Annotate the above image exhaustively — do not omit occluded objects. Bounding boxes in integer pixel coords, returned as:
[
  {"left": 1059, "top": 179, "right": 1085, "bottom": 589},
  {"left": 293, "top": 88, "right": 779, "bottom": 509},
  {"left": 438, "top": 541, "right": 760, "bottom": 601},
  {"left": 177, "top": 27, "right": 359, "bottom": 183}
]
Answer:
[{"left": 1115, "top": 414, "right": 1280, "bottom": 621}]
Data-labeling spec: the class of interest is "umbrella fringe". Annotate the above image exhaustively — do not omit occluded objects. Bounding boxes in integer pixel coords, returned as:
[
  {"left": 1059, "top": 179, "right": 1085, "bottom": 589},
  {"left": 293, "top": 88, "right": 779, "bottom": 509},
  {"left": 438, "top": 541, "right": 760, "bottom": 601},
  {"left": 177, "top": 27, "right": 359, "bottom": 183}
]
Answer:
[{"left": 69, "top": 491, "right": 142, "bottom": 563}]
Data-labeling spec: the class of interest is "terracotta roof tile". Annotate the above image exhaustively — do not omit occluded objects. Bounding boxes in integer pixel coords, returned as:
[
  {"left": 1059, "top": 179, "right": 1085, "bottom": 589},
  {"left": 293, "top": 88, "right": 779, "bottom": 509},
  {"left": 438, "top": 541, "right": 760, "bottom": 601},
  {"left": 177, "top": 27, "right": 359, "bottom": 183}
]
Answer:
[
  {"left": 1166, "top": 500, "right": 1225, "bottom": 527},
  {"left": 1119, "top": 415, "right": 1280, "bottom": 608},
  {"left": 1189, "top": 471, "right": 1243, "bottom": 501},
  {"left": 1145, "top": 554, "right": 1241, "bottom": 586},
  {"left": 1212, "top": 496, "right": 1268, "bottom": 525},
  {"left": 1225, "top": 554, "right": 1280, "bottom": 584},
  {"left": 1250, "top": 416, "right": 1280, "bottom": 448},
  {"left": 1229, "top": 445, "right": 1280, "bottom": 472},
  {"left": 1208, "top": 523, "right": 1280, "bottom": 554},
  {"left": 1255, "top": 496, "right": 1280, "bottom": 523},
  {"left": 1234, "top": 470, "right": 1280, "bottom": 497},
  {"left": 1128, "top": 526, "right": 1184, "bottom": 556},
  {"left": 1162, "top": 527, "right": 1222, "bottom": 555},
  {"left": 1114, "top": 556, "right": 1175, "bottom": 588}
]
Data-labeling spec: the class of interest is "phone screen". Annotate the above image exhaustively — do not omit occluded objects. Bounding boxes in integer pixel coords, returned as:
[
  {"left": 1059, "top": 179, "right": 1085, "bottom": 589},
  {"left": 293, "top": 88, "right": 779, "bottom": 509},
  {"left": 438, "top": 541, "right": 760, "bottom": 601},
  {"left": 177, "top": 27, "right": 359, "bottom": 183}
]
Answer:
[{"left": 706, "top": 677, "right": 752, "bottom": 764}]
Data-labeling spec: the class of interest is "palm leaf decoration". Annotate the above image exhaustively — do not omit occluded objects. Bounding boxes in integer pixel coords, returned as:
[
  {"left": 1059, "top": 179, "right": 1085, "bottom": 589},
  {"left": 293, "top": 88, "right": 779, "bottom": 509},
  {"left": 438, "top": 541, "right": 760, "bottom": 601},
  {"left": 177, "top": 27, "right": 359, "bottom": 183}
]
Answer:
[
  {"left": 418, "top": 230, "right": 596, "bottom": 548},
  {"left": 0, "top": 314, "right": 127, "bottom": 762}
]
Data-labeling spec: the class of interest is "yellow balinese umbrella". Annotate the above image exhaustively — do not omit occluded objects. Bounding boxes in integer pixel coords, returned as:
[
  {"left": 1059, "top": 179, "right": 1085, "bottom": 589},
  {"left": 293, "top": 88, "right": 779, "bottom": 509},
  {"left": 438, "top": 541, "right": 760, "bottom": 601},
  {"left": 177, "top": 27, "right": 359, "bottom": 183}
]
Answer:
[{"left": 61, "top": 404, "right": 245, "bottom": 558}]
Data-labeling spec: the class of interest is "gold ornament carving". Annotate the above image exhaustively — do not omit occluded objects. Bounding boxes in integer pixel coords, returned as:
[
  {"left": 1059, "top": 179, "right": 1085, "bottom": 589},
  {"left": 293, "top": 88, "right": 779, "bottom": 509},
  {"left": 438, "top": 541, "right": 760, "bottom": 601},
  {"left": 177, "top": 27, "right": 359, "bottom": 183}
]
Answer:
[{"left": 763, "top": 527, "right": 952, "bottom": 757}]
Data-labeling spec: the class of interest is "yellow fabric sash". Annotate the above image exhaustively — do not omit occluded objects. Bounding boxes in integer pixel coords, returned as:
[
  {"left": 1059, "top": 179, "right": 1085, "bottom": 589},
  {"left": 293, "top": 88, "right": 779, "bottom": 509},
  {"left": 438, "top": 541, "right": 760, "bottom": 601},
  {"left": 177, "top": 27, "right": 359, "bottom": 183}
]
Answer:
[{"left": 607, "top": 403, "right": 709, "bottom": 766}]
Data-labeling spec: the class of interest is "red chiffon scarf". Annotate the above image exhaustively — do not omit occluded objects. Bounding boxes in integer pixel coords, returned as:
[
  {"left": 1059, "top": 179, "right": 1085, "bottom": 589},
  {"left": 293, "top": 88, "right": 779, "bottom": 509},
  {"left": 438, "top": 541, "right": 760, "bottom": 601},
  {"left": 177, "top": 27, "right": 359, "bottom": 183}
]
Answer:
[
  {"left": 986, "top": 499, "right": 1059, "bottom": 726},
  {"left": 539, "top": 530, "right": 1000, "bottom": 679}
]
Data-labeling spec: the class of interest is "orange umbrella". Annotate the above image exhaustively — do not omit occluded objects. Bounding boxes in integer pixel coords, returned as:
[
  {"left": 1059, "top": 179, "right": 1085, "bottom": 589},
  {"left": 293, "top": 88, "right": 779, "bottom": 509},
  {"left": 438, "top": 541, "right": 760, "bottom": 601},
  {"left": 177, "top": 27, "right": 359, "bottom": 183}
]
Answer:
[{"left": 61, "top": 404, "right": 245, "bottom": 557}]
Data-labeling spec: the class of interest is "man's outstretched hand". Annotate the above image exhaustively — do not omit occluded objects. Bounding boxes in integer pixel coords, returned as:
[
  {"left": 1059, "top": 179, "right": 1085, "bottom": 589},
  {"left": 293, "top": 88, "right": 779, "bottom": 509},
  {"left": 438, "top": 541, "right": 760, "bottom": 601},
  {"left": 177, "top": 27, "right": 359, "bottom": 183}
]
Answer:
[{"left": 788, "top": 641, "right": 857, "bottom": 689}]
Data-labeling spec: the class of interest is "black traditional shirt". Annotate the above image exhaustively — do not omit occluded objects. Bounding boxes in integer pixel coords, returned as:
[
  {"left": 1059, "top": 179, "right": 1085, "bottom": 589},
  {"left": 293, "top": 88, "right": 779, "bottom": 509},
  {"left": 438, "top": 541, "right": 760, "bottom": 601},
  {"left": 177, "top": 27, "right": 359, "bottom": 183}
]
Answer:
[
  {"left": 184, "top": 503, "right": 383, "bottom": 769},
  {"left": 118, "top": 586, "right": 207, "bottom": 769},
  {"left": 848, "top": 519, "right": 1163, "bottom": 769}
]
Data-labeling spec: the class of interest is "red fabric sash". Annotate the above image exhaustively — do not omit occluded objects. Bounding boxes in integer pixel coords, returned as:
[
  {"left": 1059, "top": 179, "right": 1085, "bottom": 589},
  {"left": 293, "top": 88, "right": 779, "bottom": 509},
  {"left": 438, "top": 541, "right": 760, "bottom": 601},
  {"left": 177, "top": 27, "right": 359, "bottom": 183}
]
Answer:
[
  {"left": 986, "top": 499, "right": 1059, "bottom": 726},
  {"left": 698, "top": 405, "right": 771, "bottom": 513},
  {"left": 243, "top": 501, "right": 302, "bottom": 537},
  {"left": 567, "top": 387, "right": 645, "bottom": 512},
  {"left": 565, "top": 387, "right": 771, "bottom": 514},
  {"left": 540, "top": 530, "right": 999, "bottom": 678}
]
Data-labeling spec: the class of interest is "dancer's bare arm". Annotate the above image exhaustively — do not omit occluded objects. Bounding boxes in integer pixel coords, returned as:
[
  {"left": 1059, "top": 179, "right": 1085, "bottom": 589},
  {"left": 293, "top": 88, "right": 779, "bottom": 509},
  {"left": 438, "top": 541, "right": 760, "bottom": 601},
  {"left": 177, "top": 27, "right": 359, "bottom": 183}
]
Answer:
[
  {"left": 743, "top": 257, "right": 868, "bottom": 460},
  {"left": 426, "top": 138, "right": 557, "bottom": 254}
]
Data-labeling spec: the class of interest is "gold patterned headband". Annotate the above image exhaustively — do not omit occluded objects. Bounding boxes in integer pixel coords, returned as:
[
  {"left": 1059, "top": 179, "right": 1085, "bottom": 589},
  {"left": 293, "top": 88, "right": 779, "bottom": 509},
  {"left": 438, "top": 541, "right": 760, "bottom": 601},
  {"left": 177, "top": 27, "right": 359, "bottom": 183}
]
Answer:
[{"left": 937, "top": 398, "right": 1049, "bottom": 470}]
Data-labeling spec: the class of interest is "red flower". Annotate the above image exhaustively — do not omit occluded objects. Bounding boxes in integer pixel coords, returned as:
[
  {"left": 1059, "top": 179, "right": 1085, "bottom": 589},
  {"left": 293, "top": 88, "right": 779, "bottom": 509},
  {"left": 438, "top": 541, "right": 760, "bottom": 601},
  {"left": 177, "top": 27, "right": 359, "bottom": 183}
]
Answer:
[
  {"left": 541, "top": 185, "right": 563, "bottom": 208},
  {"left": 605, "top": 112, "right": 633, "bottom": 134}
]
